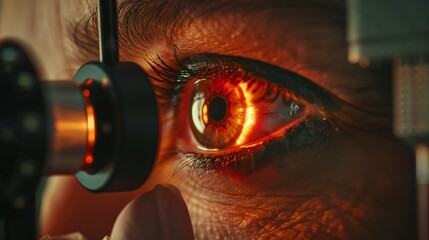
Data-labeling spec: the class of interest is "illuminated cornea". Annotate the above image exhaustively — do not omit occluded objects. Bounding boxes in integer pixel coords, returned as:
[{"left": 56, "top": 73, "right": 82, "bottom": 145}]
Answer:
[
  {"left": 235, "top": 83, "right": 256, "bottom": 145},
  {"left": 191, "top": 92, "right": 206, "bottom": 134},
  {"left": 202, "top": 103, "right": 209, "bottom": 125}
]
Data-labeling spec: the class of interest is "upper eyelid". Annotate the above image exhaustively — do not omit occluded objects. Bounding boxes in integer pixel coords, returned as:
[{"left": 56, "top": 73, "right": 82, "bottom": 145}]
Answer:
[
  {"left": 147, "top": 53, "right": 339, "bottom": 135},
  {"left": 170, "top": 53, "right": 337, "bottom": 109}
]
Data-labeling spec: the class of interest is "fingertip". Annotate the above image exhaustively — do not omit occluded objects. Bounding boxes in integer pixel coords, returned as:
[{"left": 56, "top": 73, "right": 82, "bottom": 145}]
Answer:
[{"left": 111, "top": 184, "right": 194, "bottom": 240}]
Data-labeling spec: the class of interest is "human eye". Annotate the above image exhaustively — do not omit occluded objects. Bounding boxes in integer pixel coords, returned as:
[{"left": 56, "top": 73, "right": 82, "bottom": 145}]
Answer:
[{"left": 150, "top": 53, "right": 335, "bottom": 174}]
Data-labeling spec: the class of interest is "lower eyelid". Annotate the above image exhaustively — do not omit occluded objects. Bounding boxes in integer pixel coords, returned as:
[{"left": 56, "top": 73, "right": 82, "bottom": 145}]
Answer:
[
  {"left": 176, "top": 108, "right": 330, "bottom": 173},
  {"left": 188, "top": 105, "right": 315, "bottom": 153}
]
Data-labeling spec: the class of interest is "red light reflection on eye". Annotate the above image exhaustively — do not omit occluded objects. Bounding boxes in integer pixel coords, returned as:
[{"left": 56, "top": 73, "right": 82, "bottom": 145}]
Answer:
[
  {"left": 202, "top": 103, "right": 209, "bottom": 124},
  {"left": 235, "top": 83, "right": 256, "bottom": 145}
]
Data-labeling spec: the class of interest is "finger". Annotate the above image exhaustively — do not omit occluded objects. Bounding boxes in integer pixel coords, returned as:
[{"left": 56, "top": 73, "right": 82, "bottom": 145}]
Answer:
[
  {"left": 110, "top": 184, "right": 194, "bottom": 240},
  {"left": 39, "top": 232, "right": 87, "bottom": 240}
]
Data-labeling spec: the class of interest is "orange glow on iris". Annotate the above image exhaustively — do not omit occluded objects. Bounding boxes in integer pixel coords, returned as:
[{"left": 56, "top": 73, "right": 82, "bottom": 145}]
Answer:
[
  {"left": 235, "top": 83, "right": 256, "bottom": 145},
  {"left": 191, "top": 77, "right": 247, "bottom": 148},
  {"left": 202, "top": 103, "right": 209, "bottom": 124},
  {"left": 190, "top": 74, "right": 302, "bottom": 149}
]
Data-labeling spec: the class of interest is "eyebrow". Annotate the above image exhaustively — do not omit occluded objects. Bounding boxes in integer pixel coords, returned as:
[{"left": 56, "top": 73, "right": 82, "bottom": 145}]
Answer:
[{"left": 71, "top": 0, "right": 345, "bottom": 61}]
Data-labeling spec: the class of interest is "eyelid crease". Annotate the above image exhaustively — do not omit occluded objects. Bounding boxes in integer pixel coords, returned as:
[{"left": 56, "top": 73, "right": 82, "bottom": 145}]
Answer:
[
  {"left": 185, "top": 54, "right": 336, "bottom": 105},
  {"left": 147, "top": 53, "right": 338, "bottom": 114}
]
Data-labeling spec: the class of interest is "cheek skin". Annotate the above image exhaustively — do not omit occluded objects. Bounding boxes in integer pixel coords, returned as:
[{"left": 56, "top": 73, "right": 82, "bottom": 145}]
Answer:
[{"left": 162, "top": 127, "right": 414, "bottom": 239}]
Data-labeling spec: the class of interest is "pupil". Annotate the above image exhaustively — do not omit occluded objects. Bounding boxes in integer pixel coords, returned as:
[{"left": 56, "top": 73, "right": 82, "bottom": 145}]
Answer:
[{"left": 209, "top": 97, "right": 227, "bottom": 121}]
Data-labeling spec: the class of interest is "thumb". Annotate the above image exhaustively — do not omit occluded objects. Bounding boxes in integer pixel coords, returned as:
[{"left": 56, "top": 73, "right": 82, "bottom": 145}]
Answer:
[{"left": 110, "top": 184, "right": 194, "bottom": 240}]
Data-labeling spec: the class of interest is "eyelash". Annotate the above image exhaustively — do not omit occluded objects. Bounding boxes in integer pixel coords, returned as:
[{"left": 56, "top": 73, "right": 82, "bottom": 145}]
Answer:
[{"left": 146, "top": 53, "right": 333, "bottom": 174}]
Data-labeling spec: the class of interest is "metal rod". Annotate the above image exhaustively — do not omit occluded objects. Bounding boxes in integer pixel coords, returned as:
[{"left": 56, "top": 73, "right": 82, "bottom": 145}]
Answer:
[{"left": 98, "top": 0, "right": 119, "bottom": 65}]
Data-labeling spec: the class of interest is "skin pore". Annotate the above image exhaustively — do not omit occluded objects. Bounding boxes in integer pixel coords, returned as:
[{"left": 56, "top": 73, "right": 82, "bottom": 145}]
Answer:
[{"left": 0, "top": 0, "right": 415, "bottom": 239}]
